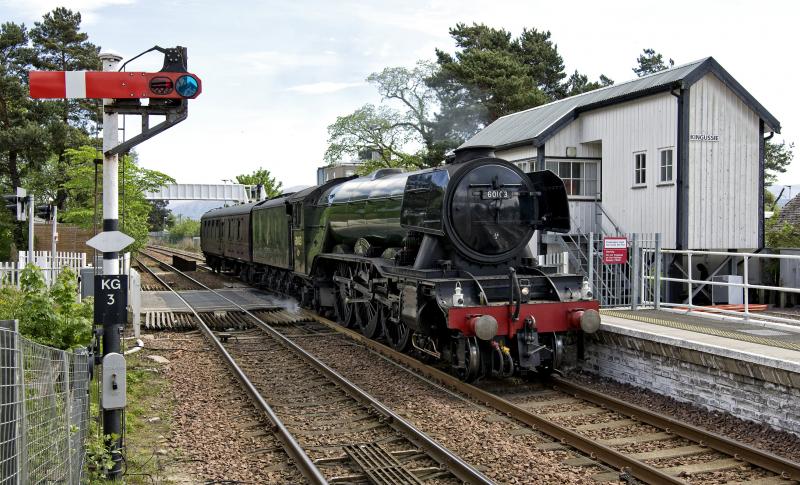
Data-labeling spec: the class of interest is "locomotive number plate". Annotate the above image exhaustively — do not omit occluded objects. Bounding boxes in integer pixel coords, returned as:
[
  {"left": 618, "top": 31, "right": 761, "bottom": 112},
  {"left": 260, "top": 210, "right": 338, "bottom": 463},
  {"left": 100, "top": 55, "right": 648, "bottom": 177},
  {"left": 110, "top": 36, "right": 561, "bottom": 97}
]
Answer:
[{"left": 481, "top": 189, "right": 510, "bottom": 200}]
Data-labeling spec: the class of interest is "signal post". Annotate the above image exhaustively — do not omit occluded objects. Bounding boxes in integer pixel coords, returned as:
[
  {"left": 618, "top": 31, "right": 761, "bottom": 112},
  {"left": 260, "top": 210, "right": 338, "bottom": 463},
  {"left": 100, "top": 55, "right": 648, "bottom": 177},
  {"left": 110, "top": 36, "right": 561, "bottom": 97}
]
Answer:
[{"left": 29, "top": 45, "right": 202, "bottom": 480}]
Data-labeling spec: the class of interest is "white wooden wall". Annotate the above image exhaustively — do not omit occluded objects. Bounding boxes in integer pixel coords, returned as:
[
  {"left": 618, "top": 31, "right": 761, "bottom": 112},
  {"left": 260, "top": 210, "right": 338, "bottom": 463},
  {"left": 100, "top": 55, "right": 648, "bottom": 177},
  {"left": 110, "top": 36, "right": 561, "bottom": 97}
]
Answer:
[
  {"left": 495, "top": 144, "right": 537, "bottom": 161},
  {"left": 688, "top": 73, "right": 760, "bottom": 249}
]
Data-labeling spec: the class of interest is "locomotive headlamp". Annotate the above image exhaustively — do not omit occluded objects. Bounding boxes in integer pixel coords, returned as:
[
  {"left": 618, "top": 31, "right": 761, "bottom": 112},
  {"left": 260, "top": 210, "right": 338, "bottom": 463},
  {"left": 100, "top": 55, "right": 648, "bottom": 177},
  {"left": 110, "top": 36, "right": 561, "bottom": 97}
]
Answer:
[{"left": 581, "top": 279, "right": 593, "bottom": 300}]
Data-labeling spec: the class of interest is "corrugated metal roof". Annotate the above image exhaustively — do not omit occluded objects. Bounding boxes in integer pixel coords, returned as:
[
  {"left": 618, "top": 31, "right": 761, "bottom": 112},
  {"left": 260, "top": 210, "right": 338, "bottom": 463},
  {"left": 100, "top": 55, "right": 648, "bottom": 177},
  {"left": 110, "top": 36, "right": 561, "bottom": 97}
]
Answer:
[{"left": 459, "top": 57, "right": 780, "bottom": 150}]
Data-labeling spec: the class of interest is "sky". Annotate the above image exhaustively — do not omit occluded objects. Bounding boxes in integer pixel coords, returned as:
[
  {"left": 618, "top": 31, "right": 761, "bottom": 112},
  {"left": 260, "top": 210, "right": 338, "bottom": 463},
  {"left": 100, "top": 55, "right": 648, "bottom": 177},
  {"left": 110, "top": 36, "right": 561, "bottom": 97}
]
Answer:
[{"left": 2, "top": 0, "right": 799, "bottom": 189}]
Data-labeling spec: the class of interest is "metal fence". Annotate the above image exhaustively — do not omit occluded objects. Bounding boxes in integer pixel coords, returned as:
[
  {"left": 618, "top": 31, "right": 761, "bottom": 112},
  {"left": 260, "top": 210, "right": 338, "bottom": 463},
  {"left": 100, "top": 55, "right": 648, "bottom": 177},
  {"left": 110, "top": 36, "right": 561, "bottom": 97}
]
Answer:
[
  {"left": 586, "top": 232, "right": 659, "bottom": 308},
  {"left": 0, "top": 321, "right": 90, "bottom": 484},
  {"left": 641, "top": 248, "right": 800, "bottom": 325}
]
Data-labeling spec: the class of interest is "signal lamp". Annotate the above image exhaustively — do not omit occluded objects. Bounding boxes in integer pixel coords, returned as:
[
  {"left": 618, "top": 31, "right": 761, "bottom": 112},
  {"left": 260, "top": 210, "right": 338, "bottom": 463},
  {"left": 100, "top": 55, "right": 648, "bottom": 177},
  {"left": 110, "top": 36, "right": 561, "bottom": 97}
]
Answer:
[
  {"left": 36, "top": 204, "right": 52, "bottom": 221},
  {"left": 175, "top": 75, "right": 199, "bottom": 98},
  {"left": 149, "top": 77, "right": 174, "bottom": 95}
]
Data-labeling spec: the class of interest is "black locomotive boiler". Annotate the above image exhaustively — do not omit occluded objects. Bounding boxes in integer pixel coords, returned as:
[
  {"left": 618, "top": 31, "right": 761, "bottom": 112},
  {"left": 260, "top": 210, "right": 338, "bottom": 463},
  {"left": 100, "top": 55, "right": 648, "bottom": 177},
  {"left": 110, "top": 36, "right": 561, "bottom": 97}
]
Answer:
[{"left": 201, "top": 153, "right": 600, "bottom": 380}]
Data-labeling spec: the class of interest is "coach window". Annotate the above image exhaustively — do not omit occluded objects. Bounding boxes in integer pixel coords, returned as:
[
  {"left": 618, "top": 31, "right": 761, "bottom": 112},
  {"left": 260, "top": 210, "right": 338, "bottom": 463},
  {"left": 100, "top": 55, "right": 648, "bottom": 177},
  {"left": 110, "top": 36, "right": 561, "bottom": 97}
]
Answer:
[{"left": 633, "top": 151, "right": 647, "bottom": 187}]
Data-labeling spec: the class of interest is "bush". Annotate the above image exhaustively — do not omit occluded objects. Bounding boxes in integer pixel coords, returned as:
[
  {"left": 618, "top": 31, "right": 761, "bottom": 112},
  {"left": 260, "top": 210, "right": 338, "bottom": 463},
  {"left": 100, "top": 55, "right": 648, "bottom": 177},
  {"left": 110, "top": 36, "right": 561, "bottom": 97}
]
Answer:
[
  {"left": 168, "top": 218, "right": 200, "bottom": 242},
  {"left": 0, "top": 266, "right": 93, "bottom": 349}
]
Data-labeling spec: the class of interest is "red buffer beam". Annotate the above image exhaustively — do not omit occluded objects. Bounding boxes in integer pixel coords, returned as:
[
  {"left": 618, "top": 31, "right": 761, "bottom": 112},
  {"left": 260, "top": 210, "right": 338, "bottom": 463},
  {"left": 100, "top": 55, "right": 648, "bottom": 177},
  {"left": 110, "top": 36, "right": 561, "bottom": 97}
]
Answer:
[{"left": 29, "top": 71, "right": 202, "bottom": 99}]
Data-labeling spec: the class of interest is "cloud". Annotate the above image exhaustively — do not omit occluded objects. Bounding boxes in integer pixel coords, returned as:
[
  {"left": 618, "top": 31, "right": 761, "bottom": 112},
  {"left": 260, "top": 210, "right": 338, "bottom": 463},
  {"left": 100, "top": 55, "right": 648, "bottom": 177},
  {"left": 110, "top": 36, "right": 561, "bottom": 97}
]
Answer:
[
  {"left": 237, "top": 50, "right": 339, "bottom": 73},
  {"left": 286, "top": 81, "right": 363, "bottom": 94},
  {"left": 0, "top": 0, "right": 135, "bottom": 23}
]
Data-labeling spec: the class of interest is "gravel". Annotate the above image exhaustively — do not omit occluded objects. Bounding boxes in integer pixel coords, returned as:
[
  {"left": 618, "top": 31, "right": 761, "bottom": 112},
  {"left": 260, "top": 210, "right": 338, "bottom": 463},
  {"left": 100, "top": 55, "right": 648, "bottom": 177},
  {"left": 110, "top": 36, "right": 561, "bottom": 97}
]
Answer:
[
  {"left": 569, "top": 371, "right": 800, "bottom": 464},
  {"left": 148, "top": 331, "right": 305, "bottom": 484},
  {"left": 289, "top": 333, "right": 619, "bottom": 484}
]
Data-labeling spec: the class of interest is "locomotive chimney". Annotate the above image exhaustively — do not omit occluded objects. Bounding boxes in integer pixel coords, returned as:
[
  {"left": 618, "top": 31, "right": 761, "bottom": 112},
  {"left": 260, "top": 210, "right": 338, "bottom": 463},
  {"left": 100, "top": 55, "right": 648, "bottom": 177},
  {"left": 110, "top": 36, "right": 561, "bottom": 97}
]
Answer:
[{"left": 452, "top": 146, "right": 495, "bottom": 164}]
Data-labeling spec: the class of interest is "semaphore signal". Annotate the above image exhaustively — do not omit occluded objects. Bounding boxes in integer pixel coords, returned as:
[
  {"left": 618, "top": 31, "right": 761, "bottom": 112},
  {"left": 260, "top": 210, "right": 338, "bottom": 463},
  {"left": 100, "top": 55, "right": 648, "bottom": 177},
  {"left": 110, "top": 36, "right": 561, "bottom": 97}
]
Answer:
[{"left": 29, "top": 70, "right": 202, "bottom": 99}]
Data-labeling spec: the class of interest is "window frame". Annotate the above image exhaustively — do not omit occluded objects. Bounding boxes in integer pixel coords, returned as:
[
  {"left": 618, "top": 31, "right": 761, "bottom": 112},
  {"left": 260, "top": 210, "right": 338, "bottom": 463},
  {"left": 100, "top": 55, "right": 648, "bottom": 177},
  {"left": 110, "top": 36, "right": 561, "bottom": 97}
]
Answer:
[
  {"left": 658, "top": 147, "right": 674, "bottom": 184},
  {"left": 633, "top": 151, "right": 647, "bottom": 187},
  {"left": 544, "top": 159, "right": 600, "bottom": 200}
]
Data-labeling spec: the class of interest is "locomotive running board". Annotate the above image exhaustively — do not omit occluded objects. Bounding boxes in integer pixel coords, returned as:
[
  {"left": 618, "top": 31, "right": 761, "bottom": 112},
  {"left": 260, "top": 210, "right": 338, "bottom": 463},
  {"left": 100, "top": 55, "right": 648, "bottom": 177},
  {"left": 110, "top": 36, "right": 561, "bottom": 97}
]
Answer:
[{"left": 527, "top": 169, "right": 571, "bottom": 233}]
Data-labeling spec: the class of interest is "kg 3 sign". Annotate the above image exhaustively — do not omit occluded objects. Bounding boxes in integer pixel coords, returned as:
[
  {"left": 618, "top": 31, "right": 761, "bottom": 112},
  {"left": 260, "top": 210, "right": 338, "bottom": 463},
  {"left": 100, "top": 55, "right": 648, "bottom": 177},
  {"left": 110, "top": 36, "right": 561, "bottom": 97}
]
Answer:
[
  {"left": 602, "top": 237, "right": 628, "bottom": 265},
  {"left": 94, "top": 275, "right": 129, "bottom": 324}
]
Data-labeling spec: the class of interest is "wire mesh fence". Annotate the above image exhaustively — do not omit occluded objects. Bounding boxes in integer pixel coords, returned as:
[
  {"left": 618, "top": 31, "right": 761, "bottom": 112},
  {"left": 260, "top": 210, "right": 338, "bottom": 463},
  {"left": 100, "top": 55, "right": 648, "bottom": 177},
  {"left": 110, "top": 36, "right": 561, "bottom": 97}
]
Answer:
[{"left": 0, "top": 321, "right": 90, "bottom": 484}]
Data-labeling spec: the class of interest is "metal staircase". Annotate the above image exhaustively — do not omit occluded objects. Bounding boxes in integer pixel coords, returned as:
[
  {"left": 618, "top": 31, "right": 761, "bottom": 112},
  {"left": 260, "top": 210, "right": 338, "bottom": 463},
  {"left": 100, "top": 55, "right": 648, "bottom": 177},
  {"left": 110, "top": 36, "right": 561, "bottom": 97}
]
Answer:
[{"left": 547, "top": 200, "right": 636, "bottom": 307}]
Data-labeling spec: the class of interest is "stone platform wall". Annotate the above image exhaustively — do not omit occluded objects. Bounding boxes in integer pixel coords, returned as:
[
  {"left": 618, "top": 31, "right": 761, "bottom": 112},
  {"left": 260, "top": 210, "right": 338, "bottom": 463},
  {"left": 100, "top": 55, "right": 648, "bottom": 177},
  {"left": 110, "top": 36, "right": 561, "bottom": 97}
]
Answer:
[{"left": 580, "top": 331, "right": 800, "bottom": 436}]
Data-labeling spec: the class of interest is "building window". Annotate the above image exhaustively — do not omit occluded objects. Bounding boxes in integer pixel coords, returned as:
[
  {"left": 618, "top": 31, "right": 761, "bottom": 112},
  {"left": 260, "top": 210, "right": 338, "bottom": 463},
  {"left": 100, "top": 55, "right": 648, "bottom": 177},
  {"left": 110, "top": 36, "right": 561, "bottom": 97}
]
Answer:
[
  {"left": 634, "top": 152, "right": 647, "bottom": 186},
  {"left": 659, "top": 148, "right": 673, "bottom": 182},
  {"left": 545, "top": 160, "right": 599, "bottom": 197},
  {"left": 515, "top": 161, "right": 530, "bottom": 172}
]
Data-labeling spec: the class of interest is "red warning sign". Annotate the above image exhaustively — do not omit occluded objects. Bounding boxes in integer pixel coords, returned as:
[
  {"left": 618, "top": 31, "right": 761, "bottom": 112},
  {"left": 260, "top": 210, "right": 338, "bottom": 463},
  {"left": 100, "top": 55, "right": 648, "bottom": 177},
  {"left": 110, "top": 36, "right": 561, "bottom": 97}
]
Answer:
[{"left": 602, "top": 237, "right": 628, "bottom": 264}]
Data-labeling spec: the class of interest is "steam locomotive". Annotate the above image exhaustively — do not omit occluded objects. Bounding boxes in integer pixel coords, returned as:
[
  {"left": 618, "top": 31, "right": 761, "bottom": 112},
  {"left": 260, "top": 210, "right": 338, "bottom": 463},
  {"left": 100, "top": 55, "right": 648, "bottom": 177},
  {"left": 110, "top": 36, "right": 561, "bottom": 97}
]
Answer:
[{"left": 200, "top": 152, "right": 600, "bottom": 381}]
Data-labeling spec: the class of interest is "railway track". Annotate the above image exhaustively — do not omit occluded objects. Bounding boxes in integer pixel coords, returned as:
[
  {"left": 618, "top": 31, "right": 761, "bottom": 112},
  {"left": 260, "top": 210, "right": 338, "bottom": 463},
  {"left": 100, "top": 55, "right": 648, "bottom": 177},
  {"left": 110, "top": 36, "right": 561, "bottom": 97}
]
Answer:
[
  {"left": 142, "top": 246, "right": 800, "bottom": 484},
  {"left": 135, "top": 249, "right": 492, "bottom": 485}
]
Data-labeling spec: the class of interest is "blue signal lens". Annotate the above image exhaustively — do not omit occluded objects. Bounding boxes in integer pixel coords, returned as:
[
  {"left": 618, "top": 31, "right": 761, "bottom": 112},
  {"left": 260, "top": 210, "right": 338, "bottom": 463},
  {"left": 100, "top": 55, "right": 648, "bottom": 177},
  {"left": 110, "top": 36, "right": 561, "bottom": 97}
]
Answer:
[{"left": 175, "top": 75, "right": 199, "bottom": 98}]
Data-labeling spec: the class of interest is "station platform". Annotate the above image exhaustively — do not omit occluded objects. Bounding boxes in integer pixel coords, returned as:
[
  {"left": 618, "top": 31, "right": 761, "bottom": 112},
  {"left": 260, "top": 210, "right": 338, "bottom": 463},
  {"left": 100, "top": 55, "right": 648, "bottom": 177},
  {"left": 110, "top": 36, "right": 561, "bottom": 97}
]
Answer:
[
  {"left": 583, "top": 309, "right": 800, "bottom": 434},
  {"left": 601, "top": 309, "right": 800, "bottom": 371}
]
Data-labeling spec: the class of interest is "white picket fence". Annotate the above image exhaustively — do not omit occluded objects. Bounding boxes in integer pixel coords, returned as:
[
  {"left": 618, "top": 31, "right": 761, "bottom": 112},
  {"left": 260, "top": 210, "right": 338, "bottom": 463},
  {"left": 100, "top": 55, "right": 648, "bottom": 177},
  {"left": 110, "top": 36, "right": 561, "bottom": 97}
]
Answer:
[{"left": 0, "top": 251, "right": 87, "bottom": 287}]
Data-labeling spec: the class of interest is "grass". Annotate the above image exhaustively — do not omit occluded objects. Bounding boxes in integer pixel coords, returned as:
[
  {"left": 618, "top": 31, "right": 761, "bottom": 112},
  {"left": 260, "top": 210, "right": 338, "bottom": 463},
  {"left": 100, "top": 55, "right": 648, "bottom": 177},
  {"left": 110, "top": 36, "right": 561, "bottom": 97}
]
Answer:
[{"left": 85, "top": 348, "right": 180, "bottom": 484}]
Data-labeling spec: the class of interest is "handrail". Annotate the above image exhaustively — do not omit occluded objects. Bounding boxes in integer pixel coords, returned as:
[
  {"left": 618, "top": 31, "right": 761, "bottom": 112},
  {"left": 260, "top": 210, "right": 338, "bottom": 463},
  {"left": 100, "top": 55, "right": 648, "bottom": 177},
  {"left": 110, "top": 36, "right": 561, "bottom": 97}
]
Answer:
[
  {"left": 594, "top": 198, "right": 624, "bottom": 236},
  {"left": 643, "top": 247, "right": 800, "bottom": 323}
]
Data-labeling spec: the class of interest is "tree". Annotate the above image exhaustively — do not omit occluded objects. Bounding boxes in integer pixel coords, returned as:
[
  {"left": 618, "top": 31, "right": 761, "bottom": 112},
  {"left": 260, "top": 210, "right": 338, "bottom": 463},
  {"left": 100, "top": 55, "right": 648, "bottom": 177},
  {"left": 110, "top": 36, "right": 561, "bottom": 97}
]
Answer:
[
  {"left": 234, "top": 167, "right": 283, "bottom": 198},
  {"left": 765, "top": 139, "right": 794, "bottom": 185},
  {"left": 367, "top": 61, "right": 447, "bottom": 167},
  {"left": 147, "top": 200, "right": 173, "bottom": 232},
  {"left": 29, "top": 8, "right": 101, "bottom": 207},
  {"left": 633, "top": 48, "right": 674, "bottom": 77},
  {"left": 431, "top": 23, "right": 612, "bottom": 125},
  {"left": 563, "top": 70, "right": 614, "bottom": 97},
  {"left": 168, "top": 218, "right": 200, "bottom": 241},
  {"left": 57, "top": 146, "right": 174, "bottom": 252},
  {"left": 324, "top": 104, "right": 423, "bottom": 172}
]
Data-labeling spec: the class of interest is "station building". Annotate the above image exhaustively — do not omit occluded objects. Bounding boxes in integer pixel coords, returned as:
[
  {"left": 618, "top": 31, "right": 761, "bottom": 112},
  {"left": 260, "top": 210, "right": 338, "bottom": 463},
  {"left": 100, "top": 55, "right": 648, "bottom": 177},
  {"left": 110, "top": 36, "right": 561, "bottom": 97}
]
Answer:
[{"left": 457, "top": 57, "right": 781, "bottom": 253}]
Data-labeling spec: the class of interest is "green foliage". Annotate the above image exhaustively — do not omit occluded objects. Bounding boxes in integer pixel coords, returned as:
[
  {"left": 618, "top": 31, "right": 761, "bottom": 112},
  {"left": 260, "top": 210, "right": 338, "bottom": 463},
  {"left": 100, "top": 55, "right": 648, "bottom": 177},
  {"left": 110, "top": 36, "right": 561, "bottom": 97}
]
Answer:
[
  {"left": 766, "top": 216, "right": 800, "bottom": 249},
  {"left": 432, "top": 23, "right": 612, "bottom": 123},
  {"left": 168, "top": 217, "right": 200, "bottom": 240},
  {"left": 147, "top": 200, "right": 173, "bottom": 232},
  {"left": 633, "top": 48, "right": 674, "bottom": 77},
  {"left": 0, "top": 265, "right": 92, "bottom": 349},
  {"left": 85, "top": 433, "right": 121, "bottom": 481},
  {"left": 325, "top": 104, "right": 425, "bottom": 171},
  {"left": 325, "top": 24, "right": 614, "bottom": 170},
  {"left": 234, "top": 167, "right": 284, "bottom": 198},
  {"left": 1, "top": 8, "right": 100, "bottom": 254},
  {"left": 56, "top": 146, "right": 174, "bottom": 252},
  {"left": 765, "top": 139, "right": 794, "bottom": 185}
]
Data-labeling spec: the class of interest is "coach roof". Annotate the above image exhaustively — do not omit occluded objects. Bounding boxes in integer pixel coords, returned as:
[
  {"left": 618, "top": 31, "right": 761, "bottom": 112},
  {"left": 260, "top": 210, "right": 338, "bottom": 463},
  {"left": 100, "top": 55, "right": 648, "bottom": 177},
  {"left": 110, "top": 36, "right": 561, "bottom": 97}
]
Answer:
[{"left": 457, "top": 57, "right": 780, "bottom": 152}]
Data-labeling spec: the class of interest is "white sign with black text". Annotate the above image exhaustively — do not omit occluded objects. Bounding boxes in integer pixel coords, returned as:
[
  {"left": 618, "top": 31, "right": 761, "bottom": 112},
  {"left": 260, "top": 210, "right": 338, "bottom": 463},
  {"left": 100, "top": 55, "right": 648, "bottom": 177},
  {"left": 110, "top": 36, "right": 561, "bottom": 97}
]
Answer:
[{"left": 690, "top": 133, "right": 720, "bottom": 142}]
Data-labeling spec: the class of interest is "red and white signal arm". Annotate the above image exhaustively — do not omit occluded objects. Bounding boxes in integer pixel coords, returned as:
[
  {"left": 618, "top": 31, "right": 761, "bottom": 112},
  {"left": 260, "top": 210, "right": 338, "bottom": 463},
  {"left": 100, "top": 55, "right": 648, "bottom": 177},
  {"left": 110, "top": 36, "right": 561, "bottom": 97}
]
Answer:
[
  {"left": 602, "top": 237, "right": 628, "bottom": 264},
  {"left": 29, "top": 71, "right": 202, "bottom": 100}
]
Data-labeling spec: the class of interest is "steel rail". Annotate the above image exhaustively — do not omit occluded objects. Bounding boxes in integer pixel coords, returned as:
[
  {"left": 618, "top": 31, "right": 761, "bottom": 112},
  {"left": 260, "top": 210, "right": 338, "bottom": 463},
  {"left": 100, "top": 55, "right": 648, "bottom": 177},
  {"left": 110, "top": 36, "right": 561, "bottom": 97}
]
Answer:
[
  {"left": 550, "top": 377, "right": 800, "bottom": 480},
  {"left": 138, "top": 250, "right": 494, "bottom": 485},
  {"left": 132, "top": 256, "right": 329, "bottom": 484},
  {"left": 142, "top": 246, "right": 800, "bottom": 482},
  {"left": 305, "top": 316, "right": 687, "bottom": 485}
]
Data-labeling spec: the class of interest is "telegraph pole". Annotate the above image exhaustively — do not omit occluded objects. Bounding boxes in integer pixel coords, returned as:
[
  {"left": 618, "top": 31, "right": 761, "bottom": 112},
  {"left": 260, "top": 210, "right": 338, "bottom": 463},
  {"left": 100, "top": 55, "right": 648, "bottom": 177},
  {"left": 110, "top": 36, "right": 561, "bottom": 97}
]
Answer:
[{"left": 99, "top": 51, "right": 124, "bottom": 479}]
